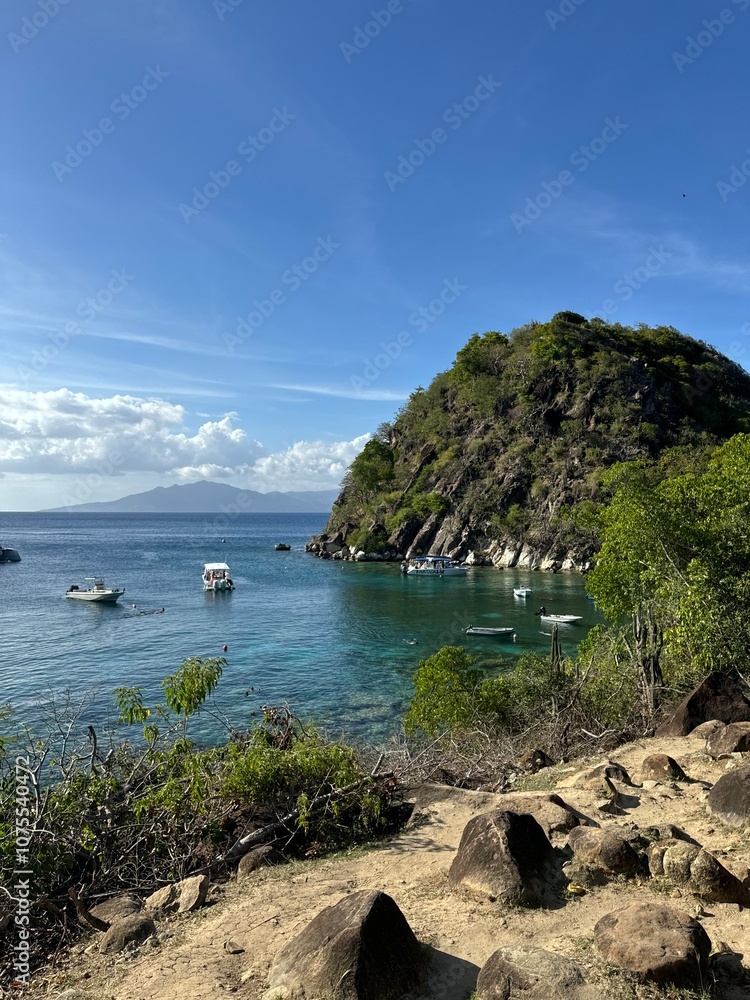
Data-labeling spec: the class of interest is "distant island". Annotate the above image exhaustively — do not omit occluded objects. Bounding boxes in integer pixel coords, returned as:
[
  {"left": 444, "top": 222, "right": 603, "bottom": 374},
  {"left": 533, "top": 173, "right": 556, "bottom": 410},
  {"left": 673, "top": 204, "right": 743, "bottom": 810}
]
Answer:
[{"left": 43, "top": 480, "right": 340, "bottom": 514}]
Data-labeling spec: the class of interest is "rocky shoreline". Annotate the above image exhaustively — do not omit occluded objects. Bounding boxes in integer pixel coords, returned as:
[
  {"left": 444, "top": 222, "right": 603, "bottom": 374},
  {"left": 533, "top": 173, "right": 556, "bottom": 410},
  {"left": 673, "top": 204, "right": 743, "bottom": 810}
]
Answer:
[
  {"left": 40, "top": 673, "right": 750, "bottom": 999},
  {"left": 306, "top": 527, "right": 592, "bottom": 572}
]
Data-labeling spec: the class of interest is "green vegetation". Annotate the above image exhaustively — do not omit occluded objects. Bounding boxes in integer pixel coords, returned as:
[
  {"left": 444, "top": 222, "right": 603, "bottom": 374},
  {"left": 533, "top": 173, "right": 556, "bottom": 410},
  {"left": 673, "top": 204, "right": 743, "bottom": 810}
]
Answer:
[
  {"left": 326, "top": 313, "right": 750, "bottom": 558},
  {"left": 0, "top": 659, "right": 391, "bottom": 983},
  {"left": 404, "top": 432, "right": 750, "bottom": 754}
]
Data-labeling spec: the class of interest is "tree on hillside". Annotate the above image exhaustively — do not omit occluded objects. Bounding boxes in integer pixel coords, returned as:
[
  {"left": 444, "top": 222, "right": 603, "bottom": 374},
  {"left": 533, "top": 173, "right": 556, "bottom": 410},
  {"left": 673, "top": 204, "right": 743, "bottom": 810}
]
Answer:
[{"left": 586, "top": 434, "right": 750, "bottom": 697}]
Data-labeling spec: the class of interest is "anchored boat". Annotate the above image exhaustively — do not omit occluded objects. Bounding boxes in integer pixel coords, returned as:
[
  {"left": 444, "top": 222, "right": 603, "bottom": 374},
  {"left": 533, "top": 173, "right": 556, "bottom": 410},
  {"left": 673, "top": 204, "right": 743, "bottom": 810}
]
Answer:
[
  {"left": 464, "top": 626, "right": 516, "bottom": 637},
  {"left": 66, "top": 578, "right": 125, "bottom": 603},
  {"left": 203, "top": 562, "right": 234, "bottom": 592},
  {"left": 402, "top": 556, "right": 468, "bottom": 576}
]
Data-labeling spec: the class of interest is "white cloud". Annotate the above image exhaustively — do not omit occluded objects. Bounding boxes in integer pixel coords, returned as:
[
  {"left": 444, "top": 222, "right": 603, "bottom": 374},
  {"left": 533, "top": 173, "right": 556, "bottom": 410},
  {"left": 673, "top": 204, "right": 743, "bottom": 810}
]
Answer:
[
  {"left": 0, "top": 388, "right": 369, "bottom": 502},
  {"left": 249, "top": 434, "right": 371, "bottom": 492}
]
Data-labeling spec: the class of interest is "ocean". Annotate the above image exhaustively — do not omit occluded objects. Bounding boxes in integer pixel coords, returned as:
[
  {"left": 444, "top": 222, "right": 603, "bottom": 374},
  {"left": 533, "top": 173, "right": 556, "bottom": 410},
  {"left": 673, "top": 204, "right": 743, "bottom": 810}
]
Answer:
[{"left": 0, "top": 513, "right": 602, "bottom": 743}]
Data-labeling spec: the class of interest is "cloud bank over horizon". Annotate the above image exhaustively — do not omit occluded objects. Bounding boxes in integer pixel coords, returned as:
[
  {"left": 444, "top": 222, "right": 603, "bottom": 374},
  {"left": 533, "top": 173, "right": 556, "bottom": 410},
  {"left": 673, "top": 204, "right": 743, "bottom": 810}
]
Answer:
[{"left": 0, "top": 387, "right": 368, "bottom": 509}]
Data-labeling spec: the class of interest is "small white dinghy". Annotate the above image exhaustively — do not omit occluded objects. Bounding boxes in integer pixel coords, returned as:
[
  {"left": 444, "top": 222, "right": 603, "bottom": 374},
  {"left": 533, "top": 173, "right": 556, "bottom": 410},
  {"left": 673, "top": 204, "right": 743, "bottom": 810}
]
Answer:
[
  {"left": 464, "top": 626, "right": 516, "bottom": 637},
  {"left": 540, "top": 614, "right": 582, "bottom": 625},
  {"left": 513, "top": 587, "right": 532, "bottom": 597},
  {"left": 66, "top": 578, "right": 125, "bottom": 603}
]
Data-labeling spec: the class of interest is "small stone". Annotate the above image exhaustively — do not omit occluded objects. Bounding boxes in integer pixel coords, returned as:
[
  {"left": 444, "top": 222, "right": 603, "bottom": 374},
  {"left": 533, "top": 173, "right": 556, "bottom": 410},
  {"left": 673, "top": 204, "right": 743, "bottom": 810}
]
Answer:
[
  {"left": 224, "top": 940, "right": 244, "bottom": 954},
  {"left": 99, "top": 914, "right": 156, "bottom": 955}
]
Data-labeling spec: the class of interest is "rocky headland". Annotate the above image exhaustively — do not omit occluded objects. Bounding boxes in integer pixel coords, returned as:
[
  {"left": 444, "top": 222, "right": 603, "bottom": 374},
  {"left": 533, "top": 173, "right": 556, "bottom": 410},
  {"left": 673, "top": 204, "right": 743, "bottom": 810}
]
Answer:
[{"left": 307, "top": 313, "right": 750, "bottom": 570}]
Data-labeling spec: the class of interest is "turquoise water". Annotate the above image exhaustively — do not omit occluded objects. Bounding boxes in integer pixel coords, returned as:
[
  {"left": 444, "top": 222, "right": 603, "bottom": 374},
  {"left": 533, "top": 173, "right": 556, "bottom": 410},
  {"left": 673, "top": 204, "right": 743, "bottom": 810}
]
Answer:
[{"left": 0, "top": 514, "right": 602, "bottom": 741}]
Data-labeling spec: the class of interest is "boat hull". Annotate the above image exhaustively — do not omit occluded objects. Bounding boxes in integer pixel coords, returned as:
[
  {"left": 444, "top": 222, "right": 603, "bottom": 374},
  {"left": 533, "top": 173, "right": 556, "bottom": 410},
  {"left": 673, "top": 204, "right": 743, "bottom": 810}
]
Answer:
[
  {"left": 0, "top": 547, "right": 21, "bottom": 563},
  {"left": 540, "top": 615, "right": 582, "bottom": 624},
  {"left": 465, "top": 627, "right": 515, "bottom": 637},
  {"left": 67, "top": 590, "right": 124, "bottom": 603}
]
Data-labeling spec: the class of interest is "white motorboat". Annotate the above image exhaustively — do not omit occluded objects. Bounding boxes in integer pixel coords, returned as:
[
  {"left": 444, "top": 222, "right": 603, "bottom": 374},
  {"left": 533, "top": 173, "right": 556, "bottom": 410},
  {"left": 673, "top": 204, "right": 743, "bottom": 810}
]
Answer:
[
  {"left": 403, "top": 556, "right": 468, "bottom": 576},
  {"left": 203, "top": 562, "right": 234, "bottom": 591},
  {"left": 66, "top": 578, "right": 125, "bottom": 603},
  {"left": 540, "top": 614, "right": 582, "bottom": 624},
  {"left": 513, "top": 587, "right": 532, "bottom": 597},
  {"left": 464, "top": 626, "right": 515, "bottom": 637}
]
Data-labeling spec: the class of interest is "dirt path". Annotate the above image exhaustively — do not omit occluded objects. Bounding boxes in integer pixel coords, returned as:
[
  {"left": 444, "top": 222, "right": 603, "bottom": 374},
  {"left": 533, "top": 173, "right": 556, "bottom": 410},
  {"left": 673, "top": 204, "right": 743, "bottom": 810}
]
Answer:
[{"left": 44, "top": 729, "right": 750, "bottom": 1000}]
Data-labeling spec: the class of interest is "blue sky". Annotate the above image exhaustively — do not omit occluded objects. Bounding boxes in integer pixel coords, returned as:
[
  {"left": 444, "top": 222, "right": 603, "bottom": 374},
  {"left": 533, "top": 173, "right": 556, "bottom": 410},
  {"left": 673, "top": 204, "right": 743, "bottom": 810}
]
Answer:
[{"left": 2, "top": 0, "right": 750, "bottom": 509}]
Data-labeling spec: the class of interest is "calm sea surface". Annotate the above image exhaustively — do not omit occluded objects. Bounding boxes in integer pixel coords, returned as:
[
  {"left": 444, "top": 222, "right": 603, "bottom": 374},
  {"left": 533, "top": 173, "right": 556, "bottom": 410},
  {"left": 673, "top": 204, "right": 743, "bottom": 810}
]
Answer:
[{"left": 0, "top": 514, "right": 602, "bottom": 742}]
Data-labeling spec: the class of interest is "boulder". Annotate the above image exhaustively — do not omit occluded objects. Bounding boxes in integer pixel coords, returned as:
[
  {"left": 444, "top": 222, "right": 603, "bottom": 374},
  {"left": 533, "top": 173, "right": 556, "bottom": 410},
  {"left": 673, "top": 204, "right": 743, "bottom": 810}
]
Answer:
[
  {"left": 656, "top": 672, "right": 750, "bottom": 737},
  {"left": 691, "top": 719, "right": 726, "bottom": 739},
  {"left": 594, "top": 903, "right": 711, "bottom": 988},
  {"left": 178, "top": 873, "right": 210, "bottom": 912},
  {"left": 707, "top": 766, "right": 750, "bottom": 828},
  {"left": 639, "top": 754, "right": 687, "bottom": 782},
  {"left": 144, "top": 884, "right": 178, "bottom": 915},
  {"left": 89, "top": 894, "right": 142, "bottom": 925},
  {"left": 238, "top": 844, "right": 279, "bottom": 877},
  {"left": 556, "top": 760, "right": 632, "bottom": 789},
  {"left": 144, "top": 874, "right": 210, "bottom": 915},
  {"left": 476, "top": 946, "right": 598, "bottom": 1000},
  {"left": 567, "top": 827, "right": 642, "bottom": 878},
  {"left": 448, "top": 810, "right": 561, "bottom": 906},
  {"left": 706, "top": 721, "right": 750, "bottom": 757},
  {"left": 265, "top": 889, "right": 427, "bottom": 1000},
  {"left": 647, "top": 840, "right": 750, "bottom": 904},
  {"left": 497, "top": 792, "right": 584, "bottom": 840},
  {"left": 99, "top": 913, "right": 156, "bottom": 955}
]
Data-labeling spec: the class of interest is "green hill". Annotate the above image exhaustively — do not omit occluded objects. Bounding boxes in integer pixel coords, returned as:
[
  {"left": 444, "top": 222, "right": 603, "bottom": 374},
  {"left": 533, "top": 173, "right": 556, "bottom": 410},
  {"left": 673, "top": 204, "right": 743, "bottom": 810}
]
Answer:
[{"left": 307, "top": 312, "right": 750, "bottom": 569}]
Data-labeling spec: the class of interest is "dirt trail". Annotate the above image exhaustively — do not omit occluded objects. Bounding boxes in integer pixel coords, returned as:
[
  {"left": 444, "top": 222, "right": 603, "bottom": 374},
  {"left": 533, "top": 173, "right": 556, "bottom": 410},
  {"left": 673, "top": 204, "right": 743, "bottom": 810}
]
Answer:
[{"left": 45, "top": 730, "right": 750, "bottom": 1000}]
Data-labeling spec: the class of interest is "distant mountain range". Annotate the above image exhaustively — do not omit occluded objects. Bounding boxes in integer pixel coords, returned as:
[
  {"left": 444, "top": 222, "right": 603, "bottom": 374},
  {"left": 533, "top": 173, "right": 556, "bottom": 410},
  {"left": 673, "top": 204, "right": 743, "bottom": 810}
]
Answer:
[{"left": 44, "top": 481, "right": 340, "bottom": 514}]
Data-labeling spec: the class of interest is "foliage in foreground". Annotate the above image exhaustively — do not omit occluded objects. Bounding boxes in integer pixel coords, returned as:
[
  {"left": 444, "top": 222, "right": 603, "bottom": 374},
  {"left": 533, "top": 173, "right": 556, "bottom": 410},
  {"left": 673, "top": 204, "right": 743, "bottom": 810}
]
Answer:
[{"left": 0, "top": 657, "right": 391, "bottom": 984}]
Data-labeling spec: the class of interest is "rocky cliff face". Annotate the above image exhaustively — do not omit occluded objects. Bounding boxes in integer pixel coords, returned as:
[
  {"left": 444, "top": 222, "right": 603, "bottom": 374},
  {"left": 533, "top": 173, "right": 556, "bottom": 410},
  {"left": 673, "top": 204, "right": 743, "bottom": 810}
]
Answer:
[{"left": 308, "top": 313, "right": 750, "bottom": 570}]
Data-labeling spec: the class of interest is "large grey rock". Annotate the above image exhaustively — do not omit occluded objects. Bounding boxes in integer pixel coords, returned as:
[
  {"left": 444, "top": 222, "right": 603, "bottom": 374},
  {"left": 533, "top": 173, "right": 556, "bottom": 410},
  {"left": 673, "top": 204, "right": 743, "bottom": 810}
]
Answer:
[
  {"left": 567, "top": 827, "right": 642, "bottom": 878},
  {"left": 657, "top": 672, "right": 750, "bottom": 736},
  {"left": 594, "top": 903, "right": 711, "bottom": 987},
  {"left": 448, "top": 810, "right": 560, "bottom": 906},
  {"left": 178, "top": 873, "right": 210, "bottom": 912},
  {"left": 647, "top": 840, "right": 750, "bottom": 904},
  {"left": 265, "top": 889, "right": 427, "bottom": 1000},
  {"left": 497, "top": 792, "right": 585, "bottom": 839},
  {"left": 144, "top": 873, "right": 210, "bottom": 915},
  {"left": 89, "top": 893, "right": 142, "bottom": 925},
  {"left": 98, "top": 914, "right": 156, "bottom": 955},
  {"left": 476, "top": 946, "right": 599, "bottom": 999},
  {"left": 707, "top": 766, "right": 750, "bottom": 828},
  {"left": 706, "top": 721, "right": 750, "bottom": 757}
]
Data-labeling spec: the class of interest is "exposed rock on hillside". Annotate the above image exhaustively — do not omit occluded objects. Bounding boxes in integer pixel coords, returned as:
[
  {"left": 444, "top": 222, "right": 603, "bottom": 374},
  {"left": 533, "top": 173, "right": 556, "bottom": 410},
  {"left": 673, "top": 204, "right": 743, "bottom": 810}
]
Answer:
[{"left": 309, "top": 313, "right": 750, "bottom": 567}]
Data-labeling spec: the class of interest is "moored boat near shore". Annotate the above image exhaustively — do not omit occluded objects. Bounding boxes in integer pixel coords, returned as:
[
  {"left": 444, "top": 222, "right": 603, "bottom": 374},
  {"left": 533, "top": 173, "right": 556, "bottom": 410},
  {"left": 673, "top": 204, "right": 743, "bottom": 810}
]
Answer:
[
  {"left": 203, "top": 562, "right": 234, "bottom": 591},
  {"left": 402, "top": 555, "right": 468, "bottom": 576},
  {"left": 66, "top": 578, "right": 125, "bottom": 603}
]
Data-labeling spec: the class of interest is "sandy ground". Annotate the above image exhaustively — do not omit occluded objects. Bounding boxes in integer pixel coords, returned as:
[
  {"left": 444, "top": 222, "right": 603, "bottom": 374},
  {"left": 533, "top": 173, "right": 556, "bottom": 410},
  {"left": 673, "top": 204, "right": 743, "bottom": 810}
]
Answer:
[{"left": 38, "top": 729, "right": 750, "bottom": 1000}]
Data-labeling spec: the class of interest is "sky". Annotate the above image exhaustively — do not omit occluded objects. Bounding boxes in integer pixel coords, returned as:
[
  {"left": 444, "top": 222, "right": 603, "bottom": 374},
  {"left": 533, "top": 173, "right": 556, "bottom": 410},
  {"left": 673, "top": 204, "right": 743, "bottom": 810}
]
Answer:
[{"left": 2, "top": 0, "right": 750, "bottom": 510}]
